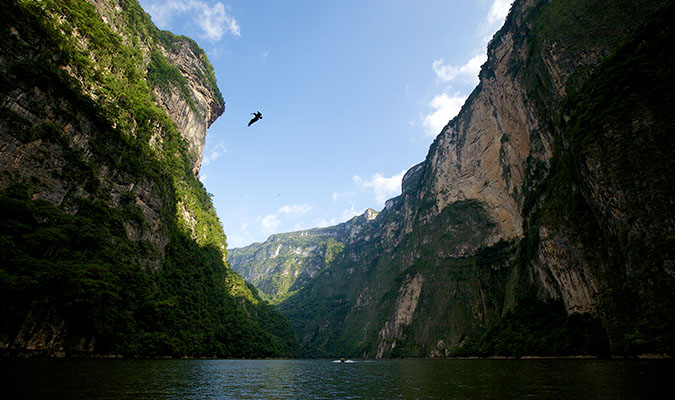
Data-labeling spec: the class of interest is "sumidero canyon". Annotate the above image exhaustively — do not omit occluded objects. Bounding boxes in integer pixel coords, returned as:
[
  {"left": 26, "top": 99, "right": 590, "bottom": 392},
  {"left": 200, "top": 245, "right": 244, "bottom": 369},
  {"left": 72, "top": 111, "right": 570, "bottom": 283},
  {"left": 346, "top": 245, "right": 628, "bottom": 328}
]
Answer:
[{"left": 1, "top": 0, "right": 674, "bottom": 398}]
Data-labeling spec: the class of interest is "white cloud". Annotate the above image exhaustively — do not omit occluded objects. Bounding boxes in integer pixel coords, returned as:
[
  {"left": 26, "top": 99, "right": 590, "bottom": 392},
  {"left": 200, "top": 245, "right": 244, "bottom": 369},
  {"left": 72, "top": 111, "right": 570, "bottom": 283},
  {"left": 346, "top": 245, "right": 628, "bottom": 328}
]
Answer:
[
  {"left": 259, "top": 50, "right": 269, "bottom": 62},
  {"left": 423, "top": 92, "right": 467, "bottom": 136},
  {"left": 353, "top": 170, "right": 406, "bottom": 205},
  {"left": 432, "top": 54, "right": 486, "bottom": 84},
  {"left": 487, "top": 0, "right": 512, "bottom": 26},
  {"left": 278, "top": 204, "right": 313, "bottom": 216},
  {"left": 198, "top": 172, "right": 208, "bottom": 183},
  {"left": 202, "top": 142, "right": 227, "bottom": 166},
  {"left": 313, "top": 205, "right": 361, "bottom": 228},
  {"left": 332, "top": 191, "right": 354, "bottom": 202},
  {"left": 340, "top": 205, "right": 361, "bottom": 221},
  {"left": 421, "top": 1, "right": 513, "bottom": 138},
  {"left": 143, "top": 0, "right": 240, "bottom": 40},
  {"left": 259, "top": 214, "right": 280, "bottom": 235},
  {"left": 227, "top": 233, "right": 255, "bottom": 249}
]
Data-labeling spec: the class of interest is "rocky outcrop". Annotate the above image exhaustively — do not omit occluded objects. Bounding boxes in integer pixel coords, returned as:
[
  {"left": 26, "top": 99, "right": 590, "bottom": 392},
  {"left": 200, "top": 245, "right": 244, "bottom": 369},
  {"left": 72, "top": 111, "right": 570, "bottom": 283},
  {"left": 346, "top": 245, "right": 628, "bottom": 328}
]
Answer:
[
  {"left": 375, "top": 274, "right": 424, "bottom": 358},
  {"left": 153, "top": 38, "right": 225, "bottom": 173},
  {"left": 88, "top": 0, "right": 224, "bottom": 174}
]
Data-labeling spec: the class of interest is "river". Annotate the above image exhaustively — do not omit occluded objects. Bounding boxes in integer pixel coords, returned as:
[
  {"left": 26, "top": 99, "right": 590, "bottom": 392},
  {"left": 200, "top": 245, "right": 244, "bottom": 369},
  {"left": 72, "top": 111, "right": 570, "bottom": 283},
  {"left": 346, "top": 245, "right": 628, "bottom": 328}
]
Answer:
[{"left": 1, "top": 358, "right": 673, "bottom": 399}]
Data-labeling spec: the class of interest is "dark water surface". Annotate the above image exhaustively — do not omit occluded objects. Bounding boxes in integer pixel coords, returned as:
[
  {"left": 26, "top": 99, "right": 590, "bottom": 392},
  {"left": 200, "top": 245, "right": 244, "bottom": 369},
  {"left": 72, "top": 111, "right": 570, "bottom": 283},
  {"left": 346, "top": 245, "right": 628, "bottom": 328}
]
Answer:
[{"left": 1, "top": 358, "right": 673, "bottom": 399}]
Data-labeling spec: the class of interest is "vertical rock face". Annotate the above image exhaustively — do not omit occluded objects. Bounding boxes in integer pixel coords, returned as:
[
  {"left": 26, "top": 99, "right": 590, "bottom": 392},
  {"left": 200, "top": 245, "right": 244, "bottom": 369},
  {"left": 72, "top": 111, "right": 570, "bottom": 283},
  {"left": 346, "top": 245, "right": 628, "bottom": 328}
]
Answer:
[
  {"left": 232, "top": 0, "right": 675, "bottom": 357},
  {"left": 153, "top": 39, "right": 225, "bottom": 173},
  {"left": 375, "top": 274, "right": 424, "bottom": 358},
  {"left": 0, "top": 0, "right": 296, "bottom": 358}
]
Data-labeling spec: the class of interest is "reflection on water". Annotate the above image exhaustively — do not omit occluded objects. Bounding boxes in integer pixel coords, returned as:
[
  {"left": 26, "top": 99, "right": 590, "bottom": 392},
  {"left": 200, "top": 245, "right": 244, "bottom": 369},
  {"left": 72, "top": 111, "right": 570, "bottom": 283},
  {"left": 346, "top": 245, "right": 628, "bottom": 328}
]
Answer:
[{"left": 1, "top": 358, "right": 674, "bottom": 399}]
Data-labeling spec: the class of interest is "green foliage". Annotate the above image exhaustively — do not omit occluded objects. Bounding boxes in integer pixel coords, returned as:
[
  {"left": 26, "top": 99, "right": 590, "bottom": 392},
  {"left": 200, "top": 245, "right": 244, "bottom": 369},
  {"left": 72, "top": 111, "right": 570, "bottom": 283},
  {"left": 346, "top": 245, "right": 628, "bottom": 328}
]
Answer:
[
  {"left": 324, "top": 238, "right": 344, "bottom": 264},
  {"left": 0, "top": 0, "right": 296, "bottom": 357},
  {"left": 230, "top": 232, "right": 348, "bottom": 304},
  {"left": 0, "top": 184, "right": 152, "bottom": 353},
  {"left": 147, "top": 50, "right": 197, "bottom": 113},
  {"left": 158, "top": 30, "right": 224, "bottom": 109},
  {"left": 453, "top": 298, "right": 610, "bottom": 357}
]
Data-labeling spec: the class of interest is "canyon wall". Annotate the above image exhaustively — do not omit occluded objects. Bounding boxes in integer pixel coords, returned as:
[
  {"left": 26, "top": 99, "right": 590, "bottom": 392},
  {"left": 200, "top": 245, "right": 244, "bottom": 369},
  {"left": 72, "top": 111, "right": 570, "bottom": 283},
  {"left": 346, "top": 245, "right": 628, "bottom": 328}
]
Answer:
[
  {"left": 0, "top": 0, "right": 296, "bottom": 357},
  {"left": 232, "top": 0, "right": 675, "bottom": 357}
]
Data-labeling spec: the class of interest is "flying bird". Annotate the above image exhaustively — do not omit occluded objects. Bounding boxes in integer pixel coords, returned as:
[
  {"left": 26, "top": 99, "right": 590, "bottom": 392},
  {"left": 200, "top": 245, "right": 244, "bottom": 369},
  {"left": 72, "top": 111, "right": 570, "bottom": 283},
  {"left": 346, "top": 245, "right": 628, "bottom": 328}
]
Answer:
[{"left": 248, "top": 111, "right": 263, "bottom": 126}]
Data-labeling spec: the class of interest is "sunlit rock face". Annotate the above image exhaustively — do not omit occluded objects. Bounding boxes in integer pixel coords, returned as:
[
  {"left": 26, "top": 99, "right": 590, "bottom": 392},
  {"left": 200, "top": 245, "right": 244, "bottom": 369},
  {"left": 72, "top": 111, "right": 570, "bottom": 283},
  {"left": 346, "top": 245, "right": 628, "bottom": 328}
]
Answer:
[
  {"left": 232, "top": 0, "right": 675, "bottom": 358},
  {"left": 153, "top": 39, "right": 225, "bottom": 174},
  {"left": 90, "top": 0, "right": 225, "bottom": 175}
]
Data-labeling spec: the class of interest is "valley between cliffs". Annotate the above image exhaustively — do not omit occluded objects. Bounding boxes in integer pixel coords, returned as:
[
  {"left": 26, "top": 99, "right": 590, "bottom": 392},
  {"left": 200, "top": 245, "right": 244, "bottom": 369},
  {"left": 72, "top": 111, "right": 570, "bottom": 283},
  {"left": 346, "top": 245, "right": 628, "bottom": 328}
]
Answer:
[{"left": 231, "top": 0, "right": 675, "bottom": 358}]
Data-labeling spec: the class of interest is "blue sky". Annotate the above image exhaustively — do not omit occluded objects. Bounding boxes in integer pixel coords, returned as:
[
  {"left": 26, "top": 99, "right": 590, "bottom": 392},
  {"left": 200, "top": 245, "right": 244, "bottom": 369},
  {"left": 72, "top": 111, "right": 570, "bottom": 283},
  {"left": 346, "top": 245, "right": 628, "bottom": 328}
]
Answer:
[{"left": 137, "top": 0, "right": 513, "bottom": 248}]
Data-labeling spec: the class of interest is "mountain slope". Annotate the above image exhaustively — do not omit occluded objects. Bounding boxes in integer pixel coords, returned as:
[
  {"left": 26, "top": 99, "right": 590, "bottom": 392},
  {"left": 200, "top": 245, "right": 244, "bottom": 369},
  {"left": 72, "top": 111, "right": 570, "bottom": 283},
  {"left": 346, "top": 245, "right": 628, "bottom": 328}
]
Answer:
[
  {"left": 0, "top": 0, "right": 296, "bottom": 357},
  {"left": 230, "top": 209, "right": 378, "bottom": 303},
  {"left": 230, "top": 0, "right": 675, "bottom": 357}
]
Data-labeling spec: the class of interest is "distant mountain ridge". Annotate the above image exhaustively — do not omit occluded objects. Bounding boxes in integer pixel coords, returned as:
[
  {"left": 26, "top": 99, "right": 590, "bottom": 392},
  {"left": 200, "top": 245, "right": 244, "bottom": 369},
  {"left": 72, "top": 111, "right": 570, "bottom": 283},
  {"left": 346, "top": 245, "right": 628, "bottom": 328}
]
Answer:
[
  {"left": 230, "top": 209, "right": 379, "bottom": 303},
  {"left": 229, "top": 0, "right": 675, "bottom": 358}
]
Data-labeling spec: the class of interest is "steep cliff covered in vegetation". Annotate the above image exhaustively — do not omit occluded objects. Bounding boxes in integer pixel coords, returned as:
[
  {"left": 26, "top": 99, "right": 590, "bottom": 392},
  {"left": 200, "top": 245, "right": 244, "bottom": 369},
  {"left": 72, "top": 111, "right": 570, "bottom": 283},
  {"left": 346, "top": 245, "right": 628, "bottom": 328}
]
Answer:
[
  {"left": 0, "top": 0, "right": 296, "bottom": 357},
  {"left": 230, "top": 0, "right": 675, "bottom": 358},
  {"left": 230, "top": 209, "right": 378, "bottom": 303}
]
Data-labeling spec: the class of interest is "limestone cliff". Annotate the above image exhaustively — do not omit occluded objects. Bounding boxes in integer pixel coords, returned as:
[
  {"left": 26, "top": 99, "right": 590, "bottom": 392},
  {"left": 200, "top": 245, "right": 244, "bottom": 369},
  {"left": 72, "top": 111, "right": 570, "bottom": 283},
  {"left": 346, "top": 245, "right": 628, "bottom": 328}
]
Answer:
[
  {"left": 91, "top": 0, "right": 225, "bottom": 174},
  {"left": 232, "top": 0, "right": 675, "bottom": 357},
  {"left": 0, "top": 0, "right": 296, "bottom": 357}
]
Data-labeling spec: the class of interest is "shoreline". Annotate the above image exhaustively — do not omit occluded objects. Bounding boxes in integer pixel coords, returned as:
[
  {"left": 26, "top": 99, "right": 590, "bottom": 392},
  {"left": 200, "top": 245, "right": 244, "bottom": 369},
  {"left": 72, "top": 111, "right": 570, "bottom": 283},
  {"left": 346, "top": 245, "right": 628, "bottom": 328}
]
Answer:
[{"left": 1, "top": 353, "right": 672, "bottom": 360}]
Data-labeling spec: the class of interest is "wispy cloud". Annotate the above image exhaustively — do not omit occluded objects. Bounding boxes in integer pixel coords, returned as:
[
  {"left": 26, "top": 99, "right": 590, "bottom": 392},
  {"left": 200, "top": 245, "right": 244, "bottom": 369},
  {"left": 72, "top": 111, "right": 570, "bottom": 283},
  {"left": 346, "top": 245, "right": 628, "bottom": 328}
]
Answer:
[
  {"left": 353, "top": 170, "right": 406, "bottom": 205},
  {"left": 253, "top": 204, "right": 314, "bottom": 238},
  {"left": 340, "top": 205, "right": 361, "bottom": 221},
  {"left": 143, "top": 0, "right": 240, "bottom": 40},
  {"left": 487, "top": 0, "right": 512, "bottom": 26},
  {"left": 432, "top": 54, "right": 486, "bottom": 85},
  {"left": 259, "top": 214, "right": 280, "bottom": 235},
  {"left": 278, "top": 204, "right": 313, "bottom": 216},
  {"left": 227, "top": 232, "right": 255, "bottom": 248},
  {"left": 202, "top": 141, "right": 227, "bottom": 166},
  {"left": 259, "top": 50, "right": 269, "bottom": 62},
  {"left": 314, "top": 205, "right": 361, "bottom": 228},
  {"left": 421, "top": 0, "right": 513, "bottom": 137},
  {"left": 332, "top": 191, "right": 354, "bottom": 202}
]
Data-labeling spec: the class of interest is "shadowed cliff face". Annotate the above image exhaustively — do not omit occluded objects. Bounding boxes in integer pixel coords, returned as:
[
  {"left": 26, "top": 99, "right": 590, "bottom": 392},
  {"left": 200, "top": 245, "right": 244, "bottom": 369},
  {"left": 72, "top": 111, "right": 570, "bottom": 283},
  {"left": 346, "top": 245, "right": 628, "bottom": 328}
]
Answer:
[
  {"left": 231, "top": 0, "right": 675, "bottom": 357},
  {"left": 0, "top": 0, "right": 296, "bottom": 358}
]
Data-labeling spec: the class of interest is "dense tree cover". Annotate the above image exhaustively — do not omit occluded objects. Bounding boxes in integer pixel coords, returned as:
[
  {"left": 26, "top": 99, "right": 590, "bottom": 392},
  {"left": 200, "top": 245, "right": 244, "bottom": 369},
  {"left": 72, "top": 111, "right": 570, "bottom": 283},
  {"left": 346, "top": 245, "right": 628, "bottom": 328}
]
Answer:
[
  {"left": 452, "top": 298, "right": 610, "bottom": 357},
  {"left": 0, "top": 186, "right": 297, "bottom": 357},
  {"left": 0, "top": 0, "right": 297, "bottom": 357}
]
